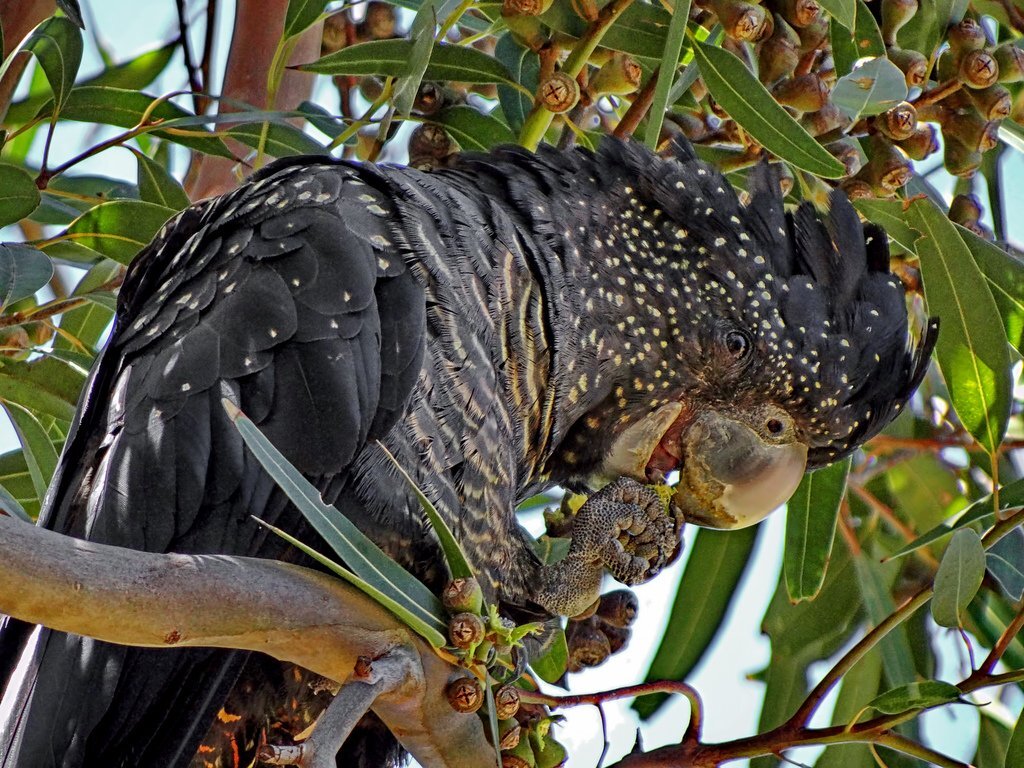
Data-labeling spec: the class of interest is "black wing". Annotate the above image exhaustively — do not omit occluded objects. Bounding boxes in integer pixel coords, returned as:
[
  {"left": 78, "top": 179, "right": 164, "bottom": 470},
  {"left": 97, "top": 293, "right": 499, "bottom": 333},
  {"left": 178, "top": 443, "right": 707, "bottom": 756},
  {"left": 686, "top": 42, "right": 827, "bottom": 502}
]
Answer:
[{"left": 0, "top": 158, "right": 425, "bottom": 767}]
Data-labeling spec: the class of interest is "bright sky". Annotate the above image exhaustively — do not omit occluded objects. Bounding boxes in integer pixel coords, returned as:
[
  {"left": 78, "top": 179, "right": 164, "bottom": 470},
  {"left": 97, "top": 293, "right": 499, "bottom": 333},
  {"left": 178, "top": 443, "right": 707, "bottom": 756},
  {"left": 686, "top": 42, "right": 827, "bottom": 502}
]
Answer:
[{"left": 4, "top": 1, "right": 1022, "bottom": 766}]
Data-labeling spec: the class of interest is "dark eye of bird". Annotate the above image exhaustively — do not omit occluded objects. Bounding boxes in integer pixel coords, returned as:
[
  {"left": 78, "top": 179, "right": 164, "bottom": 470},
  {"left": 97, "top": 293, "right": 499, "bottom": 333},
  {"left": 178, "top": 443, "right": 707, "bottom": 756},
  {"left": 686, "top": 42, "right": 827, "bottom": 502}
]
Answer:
[
  {"left": 766, "top": 418, "right": 785, "bottom": 436},
  {"left": 725, "top": 330, "right": 750, "bottom": 359}
]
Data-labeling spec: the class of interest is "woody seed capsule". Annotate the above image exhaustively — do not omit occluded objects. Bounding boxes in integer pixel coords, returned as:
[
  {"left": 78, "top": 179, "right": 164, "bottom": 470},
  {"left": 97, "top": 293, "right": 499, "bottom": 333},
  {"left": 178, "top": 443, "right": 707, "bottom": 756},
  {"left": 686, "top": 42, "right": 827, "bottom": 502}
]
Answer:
[
  {"left": 887, "top": 47, "right": 928, "bottom": 87},
  {"left": 966, "top": 83, "right": 1012, "bottom": 120},
  {"left": 494, "top": 684, "right": 522, "bottom": 719},
  {"left": 960, "top": 50, "right": 999, "bottom": 89},
  {"left": 446, "top": 676, "right": 484, "bottom": 713},
  {"left": 994, "top": 43, "right": 1024, "bottom": 83},
  {"left": 539, "top": 72, "right": 580, "bottom": 113},
  {"left": 448, "top": 612, "right": 486, "bottom": 649},
  {"left": 880, "top": 0, "right": 917, "bottom": 46},
  {"left": 877, "top": 101, "right": 918, "bottom": 141}
]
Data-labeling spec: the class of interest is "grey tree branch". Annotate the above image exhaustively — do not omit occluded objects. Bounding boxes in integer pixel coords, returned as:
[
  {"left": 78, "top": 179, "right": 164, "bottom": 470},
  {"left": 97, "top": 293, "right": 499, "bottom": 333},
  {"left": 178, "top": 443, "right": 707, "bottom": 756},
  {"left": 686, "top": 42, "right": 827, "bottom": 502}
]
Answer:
[{"left": 0, "top": 514, "right": 488, "bottom": 768}]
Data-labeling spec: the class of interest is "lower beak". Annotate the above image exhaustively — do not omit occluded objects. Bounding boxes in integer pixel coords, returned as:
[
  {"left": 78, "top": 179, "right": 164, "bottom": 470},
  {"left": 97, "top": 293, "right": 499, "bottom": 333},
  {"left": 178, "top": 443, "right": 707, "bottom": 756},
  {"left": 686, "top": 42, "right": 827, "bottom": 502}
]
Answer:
[{"left": 671, "top": 412, "right": 808, "bottom": 529}]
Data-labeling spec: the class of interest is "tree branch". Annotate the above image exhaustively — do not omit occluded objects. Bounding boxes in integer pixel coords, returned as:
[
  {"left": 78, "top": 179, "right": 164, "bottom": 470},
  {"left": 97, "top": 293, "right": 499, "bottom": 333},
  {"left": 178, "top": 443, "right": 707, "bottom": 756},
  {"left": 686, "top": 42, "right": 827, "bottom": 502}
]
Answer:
[{"left": 0, "top": 514, "right": 488, "bottom": 768}]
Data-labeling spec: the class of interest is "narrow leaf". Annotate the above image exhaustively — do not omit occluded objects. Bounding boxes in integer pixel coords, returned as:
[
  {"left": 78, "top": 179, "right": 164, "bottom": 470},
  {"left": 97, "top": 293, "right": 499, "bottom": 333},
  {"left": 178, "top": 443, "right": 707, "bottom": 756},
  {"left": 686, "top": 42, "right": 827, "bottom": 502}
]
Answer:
[
  {"left": 986, "top": 528, "right": 1024, "bottom": 601},
  {"left": 494, "top": 34, "right": 538, "bottom": 134},
  {"left": 0, "top": 243, "right": 53, "bottom": 309},
  {"left": 285, "top": 0, "right": 330, "bottom": 38},
  {"left": 1008, "top": 708, "right": 1024, "bottom": 767},
  {"left": 907, "top": 199, "right": 1012, "bottom": 454},
  {"left": 538, "top": 0, "right": 673, "bottom": 62},
  {"left": 131, "top": 148, "right": 190, "bottom": 210},
  {"left": 931, "top": 528, "right": 986, "bottom": 628},
  {"left": 831, "top": 57, "right": 907, "bottom": 122},
  {"left": 784, "top": 458, "right": 850, "bottom": 602},
  {"left": 644, "top": 0, "right": 693, "bottom": 150},
  {"left": 302, "top": 39, "right": 520, "bottom": 87},
  {"left": 393, "top": 2, "right": 438, "bottom": 116},
  {"left": 0, "top": 483, "right": 31, "bottom": 522},
  {"left": 959, "top": 227, "right": 1024, "bottom": 354},
  {"left": 531, "top": 628, "right": 568, "bottom": 684},
  {"left": 886, "top": 477, "right": 1024, "bottom": 561},
  {"left": 432, "top": 106, "right": 515, "bottom": 151},
  {"left": 853, "top": 553, "right": 916, "bottom": 685},
  {"left": 255, "top": 519, "right": 447, "bottom": 647},
  {"left": 0, "top": 369, "right": 76, "bottom": 422},
  {"left": 868, "top": 680, "right": 963, "bottom": 714},
  {"left": 223, "top": 400, "right": 447, "bottom": 634},
  {"left": 0, "top": 166, "right": 42, "bottom": 228},
  {"left": 3, "top": 402, "right": 59, "bottom": 503},
  {"left": 0, "top": 17, "right": 83, "bottom": 113},
  {"left": 690, "top": 40, "right": 845, "bottom": 178},
  {"left": 634, "top": 524, "right": 760, "bottom": 719},
  {"left": 377, "top": 441, "right": 475, "bottom": 580},
  {"left": 44, "top": 200, "right": 175, "bottom": 265},
  {"left": 975, "top": 711, "right": 1012, "bottom": 768}
]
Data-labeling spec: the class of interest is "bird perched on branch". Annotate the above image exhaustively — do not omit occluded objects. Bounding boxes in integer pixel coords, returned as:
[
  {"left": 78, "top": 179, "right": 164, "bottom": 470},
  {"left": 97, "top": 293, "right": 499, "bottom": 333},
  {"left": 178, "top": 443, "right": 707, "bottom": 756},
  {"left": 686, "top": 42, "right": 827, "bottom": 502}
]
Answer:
[{"left": 0, "top": 137, "right": 935, "bottom": 767}]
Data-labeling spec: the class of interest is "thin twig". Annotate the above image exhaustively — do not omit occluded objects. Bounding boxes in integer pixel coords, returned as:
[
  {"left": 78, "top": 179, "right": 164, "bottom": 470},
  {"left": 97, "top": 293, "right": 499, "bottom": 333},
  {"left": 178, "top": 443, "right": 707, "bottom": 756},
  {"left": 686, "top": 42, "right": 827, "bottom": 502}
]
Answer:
[
  {"left": 971, "top": 599, "right": 1024, "bottom": 678},
  {"left": 614, "top": 70, "right": 659, "bottom": 140},
  {"left": 175, "top": 0, "right": 204, "bottom": 115}
]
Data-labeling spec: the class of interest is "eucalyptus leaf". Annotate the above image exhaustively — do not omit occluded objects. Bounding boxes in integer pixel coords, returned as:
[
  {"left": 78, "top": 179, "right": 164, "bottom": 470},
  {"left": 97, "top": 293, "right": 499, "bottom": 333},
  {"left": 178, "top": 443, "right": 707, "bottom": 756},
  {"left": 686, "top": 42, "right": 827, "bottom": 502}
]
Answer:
[
  {"left": 0, "top": 243, "right": 52, "bottom": 309},
  {"left": 784, "top": 458, "right": 850, "bottom": 603},
  {"left": 531, "top": 628, "right": 568, "bottom": 683},
  {"left": 44, "top": 200, "right": 175, "bottom": 265},
  {"left": 0, "top": 17, "right": 83, "bottom": 114},
  {"left": 226, "top": 121, "right": 327, "bottom": 158},
  {"left": 690, "top": 40, "right": 845, "bottom": 179},
  {"left": 986, "top": 527, "right": 1024, "bottom": 601},
  {"left": 285, "top": 0, "right": 330, "bottom": 38},
  {"left": 853, "top": 553, "right": 916, "bottom": 685},
  {"left": 831, "top": 57, "right": 907, "bottom": 122},
  {"left": 868, "top": 680, "right": 963, "bottom": 714},
  {"left": 0, "top": 482, "right": 30, "bottom": 522},
  {"left": 1007, "top": 702, "right": 1024, "bottom": 766},
  {"left": 959, "top": 227, "right": 1024, "bottom": 354},
  {"left": 906, "top": 199, "right": 1012, "bottom": 454},
  {"left": 931, "top": 528, "right": 985, "bottom": 628},
  {"left": 132, "top": 148, "right": 189, "bottom": 210},
  {"left": 816, "top": 0, "right": 856, "bottom": 31},
  {"left": 3, "top": 402, "right": 59, "bottom": 503},
  {"left": 431, "top": 106, "right": 515, "bottom": 151},
  {"left": 0, "top": 165, "right": 42, "bottom": 228},
  {"left": 634, "top": 524, "right": 760, "bottom": 719},
  {"left": 393, "top": 1, "right": 438, "bottom": 116},
  {"left": 494, "top": 34, "right": 539, "bottom": 135}
]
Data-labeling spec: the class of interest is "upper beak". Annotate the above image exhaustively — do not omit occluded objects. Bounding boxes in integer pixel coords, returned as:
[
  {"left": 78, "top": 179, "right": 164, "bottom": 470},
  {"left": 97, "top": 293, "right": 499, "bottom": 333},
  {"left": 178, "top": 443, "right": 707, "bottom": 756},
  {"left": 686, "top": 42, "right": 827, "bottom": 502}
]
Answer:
[{"left": 670, "top": 411, "right": 808, "bottom": 529}]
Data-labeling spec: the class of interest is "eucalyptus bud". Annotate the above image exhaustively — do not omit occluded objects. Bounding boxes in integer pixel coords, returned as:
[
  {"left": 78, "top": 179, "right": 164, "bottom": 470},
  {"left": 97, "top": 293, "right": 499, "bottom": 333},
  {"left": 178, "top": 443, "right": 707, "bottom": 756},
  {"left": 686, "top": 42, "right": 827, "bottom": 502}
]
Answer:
[
  {"left": 960, "top": 50, "right": 999, "bottom": 89},
  {"left": 943, "top": 136, "right": 983, "bottom": 177},
  {"left": 772, "top": 73, "right": 830, "bottom": 112},
  {"left": 965, "top": 83, "right": 1012, "bottom": 120},
  {"left": 494, "top": 684, "right": 522, "bottom": 720},
  {"left": 501, "top": 10, "right": 547, "bottom": 49},
  {"left": 595, "top": 590, "right": 639, "bottom": 628},
  {"left": 896, "top": 124, "right": 939, "bottom": 160},
  {"left": 711, "top": 0, "right": 773, "bottom": 41},
  {"left": 358, "top": 1, "right": 397, "bottom": 39},
  {"left": 502, "top": 734, "right": 537, "bottom": 768},
  {"left": 887, "top": 46, "right": 929, "bottom": 87},
  {"left": 994, "top": 42, "right": 1024, "bottom": 83},
  {"left": 839, "top": 178, "right": 875, "bottom": 200},
  {"left": 880, "top": 0, "right": 917, "bottom": 46},
  {"left": 826, "top": 138, "right": 864, "bottom": 176},
  {"left": 442, "top": 576, "right": 484, "bottom": 614},
  {"left": 446, "top": 676, "right": 485, "bottom": 713},
  {"left": 800, "top": 101, "right": 845, "bottom": 136},
  {"left": 780, "top": 0, "right": 821, "bottom": 28},
  {"left": 600, "top": 623, "right": 631, "bottom": 654},
  {"left": 942, "top": 110, "right": 999, "bottom": 152},
  {"left": 947, "top": 18, "right": 987, "bottom": 57},
  {"left": 588, "top": 52, "right": 643, "bottom": 97},
  {"left": 448, "top": 612, "right": 486, "bottom": 649},
  {"left": 863, "top": 136, "right": 911, "bottom": 192},
  {"left": 358, "top": 76, "right": 385, "bottom": 102},
  {"left": 502, "top": 0, "right": 555, "bottom": 15},
  {"left": 534, "top": 736, "right": 568, "bottom": 768},
  {"left": 757, "top": 15, "right": 801, "bottom": 84},
  {"left": 796, "top": 14, "right": 829, "bottom": 50},
  {"left": 876, "top": 101, "right": 918, "bottom": 140},
  {"left": 566, "top": 620, "right": 611, "bottom": 672},
  {"left": 539, "top": 72, "right": 580, "bottom": 113},
  {"left": 667, "top": 111, "right": 710, "bottom": 141},
  {"left": 948, "top": 193, "right": 984, "bottom": 225},
  {"left": 321, "top": 11, "right": 349, "bottom": 54},
  {"left": 499, "top": 719, "right": 523, "bottom": 750}
]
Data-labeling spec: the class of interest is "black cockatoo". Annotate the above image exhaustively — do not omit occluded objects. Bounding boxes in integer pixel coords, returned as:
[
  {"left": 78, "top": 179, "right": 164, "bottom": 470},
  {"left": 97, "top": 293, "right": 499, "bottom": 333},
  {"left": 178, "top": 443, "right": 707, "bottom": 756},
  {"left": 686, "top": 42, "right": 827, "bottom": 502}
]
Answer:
[{"left": 0, "top": 137, "right": 936, "bottom": 767}]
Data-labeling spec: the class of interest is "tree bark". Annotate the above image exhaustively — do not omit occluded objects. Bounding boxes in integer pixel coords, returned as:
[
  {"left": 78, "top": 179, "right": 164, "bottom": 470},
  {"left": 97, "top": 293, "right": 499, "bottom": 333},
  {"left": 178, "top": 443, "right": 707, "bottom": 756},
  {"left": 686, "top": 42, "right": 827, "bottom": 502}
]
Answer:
[
  {"left": 0, "top": 514, "right": 488, "bottom": 768},
  {"left": 0, "top": 0, "right": 56, "bottom": 120}
]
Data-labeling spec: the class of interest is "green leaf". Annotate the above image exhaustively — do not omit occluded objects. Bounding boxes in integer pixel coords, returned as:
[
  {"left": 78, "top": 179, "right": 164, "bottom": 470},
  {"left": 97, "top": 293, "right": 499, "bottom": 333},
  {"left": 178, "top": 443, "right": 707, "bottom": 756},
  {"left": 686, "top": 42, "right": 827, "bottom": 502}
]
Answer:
[
  {"left": 634, "top": 524, "right": 760, "bottom": 719},
  {"left": 377, "top": 441, "right": 475, "bottom": 580},
  {"left": 0, "top": 364, "right": 77, "bottom": 422},
  {"left": 302, "top": 39, "right": 520, "bottom": 87},
  {"left": 959, "top": 228, "right": 1024, "bottom": 354},
  {"left": 495, "top": 34, "right": 539, "bottom": 135},
  {"left": 255, "top": 518, "right": 447, "bottom": 648},
  {"left": 54, "top": 258, "right": 120, "bottom": 353},
  {"left": 56, "top": 0, "right": 84, "bottom": 28},
  {"left": 897, "top": 0, "right": 964, "bottom": 60},
  {"left": 0, "top": 448, "right": 39, "bottom": 519},
  {"left": 5, "top": 42, "right": 177, "bottom": 125},
  {"left": 0, "top": 482, "right": 31, "bottom": 522},
  {"left": 868, "top": 680, "right": 963, "bottom": 714},
  {"left": 816, "top": 648, "right": 883, "bottom": 768},
  {"left": 644, "top": 0, "right": 693, "bottom": 150},
  {"left": 886, "top": 477, "right": 1024, "bottom": 561},
  {"left": 853, "top": 553, "right": 916, "bottom": 685},
  {"left": 931, "top": 528, "right": 985, "bottom": 628},
  {"left": 853, "top": 198, "right": 919, "bottom": 253},
  {"left": 784, "top": 458, "right": 850, "bottom": 603},
  {"left": 974, "top": 711, "right": 1012, "bottom": 768},
  {"left": 37, "top": 87, "right": 232, "bottom": 158},
  {"left": 831, "top": 1, "right": 886, "bottom": 78},
  {"left": 906, "top": 199, "right": 1012, "bottom": 454},
  {"left": 986, "top": 528, "right": 1024, "bottom": 601},
  {"left": 226, "top": 121, "right": 327, "bottom": 158},
  {"left": 431, "top": 106, "right": 515, "bottom": 151},
  {"left": 0, "top": 17, "right": 83, "bottom": 114},
  {"left": 0, "top": 244, "right": 53, "bottom": 309},
  {"left": 538, "top": 0, "right": 673, "bottom": 62},
  {"left": 690, "top": 40, "right": 845, "bottom": 179},
  {"left": 32, "top": 173, "right": 140, "bottom": 227},
  {"left": 394, "top": 0, "right": 439, "bottom": 116},
  {"left": 224, "top": 400, "right": 448, "bottom": 637},
  {"left": 285, "top": 0, "right": 330, "bottom": 38},
  {"left": 816, "top": 0, "right": 856, "bottom": 30},
  {"left": 131, "top": 148, "right": 189, "bottom": 211},
  {"left": 1007, "top": 698, "right": 1024, "bottom": 766},
  {"left": 831, "top": 57, "right": 907, "bottom": 122},
  {"left": 530, "top": 628, "right": 568, "bottom": 684},
  {"left": 3, "top": 402, "right": 59, "bottom": 503},
  {"left": 43, "top": 200, "right": 175, "bottom": 266},
  {"left": 0, "top": 165, "right": 41, "bottom": 227}
]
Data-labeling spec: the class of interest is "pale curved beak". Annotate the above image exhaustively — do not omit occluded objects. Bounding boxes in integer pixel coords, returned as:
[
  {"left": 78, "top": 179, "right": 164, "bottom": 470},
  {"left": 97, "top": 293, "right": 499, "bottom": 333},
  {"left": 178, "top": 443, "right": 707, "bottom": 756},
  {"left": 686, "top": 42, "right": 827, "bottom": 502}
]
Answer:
[{"left": 671, "top": 412, "right": 808, "bottom": 529}]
